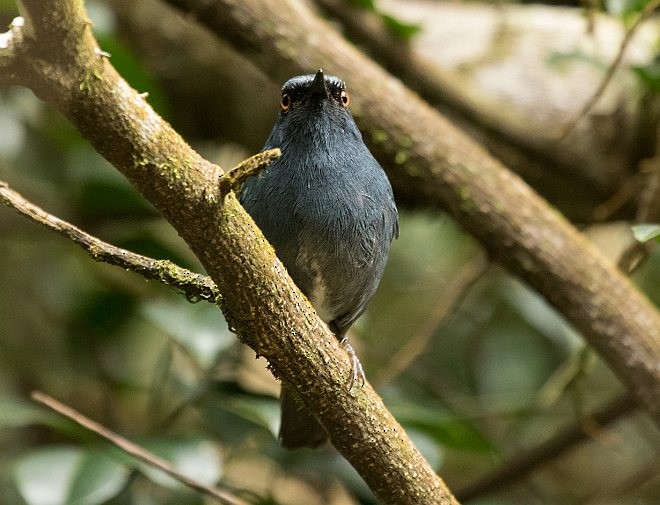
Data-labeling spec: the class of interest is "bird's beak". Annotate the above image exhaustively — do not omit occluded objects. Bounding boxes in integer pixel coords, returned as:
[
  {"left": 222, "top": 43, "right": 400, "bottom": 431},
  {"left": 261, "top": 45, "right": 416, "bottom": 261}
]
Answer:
[{"left": 308, "top": 69, "right": 329, "bottom": 100}]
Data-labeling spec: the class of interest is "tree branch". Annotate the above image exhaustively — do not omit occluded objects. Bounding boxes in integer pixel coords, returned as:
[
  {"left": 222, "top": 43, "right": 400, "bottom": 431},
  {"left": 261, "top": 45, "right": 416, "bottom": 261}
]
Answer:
[
  {"left": 30, "top": 391, "right": 247, "bottom": 505},
  {"left": 0, "top": 180, "right": 220, "bottom": 303},
  {"left": 1, "top": 1, "right": 457, "bottom": 503},
  {"left": 163, "top": 0, "right": 660, "bottom": 424}
]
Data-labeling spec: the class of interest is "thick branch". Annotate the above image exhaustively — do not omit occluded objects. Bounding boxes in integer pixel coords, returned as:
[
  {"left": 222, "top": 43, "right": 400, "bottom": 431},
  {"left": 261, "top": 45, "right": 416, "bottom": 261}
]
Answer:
[
  {"left": 3, "top": 1, "right": 456, "bottom": 503},
  {"left": 164, "top": 0, "right": 660, "bottom": 424},
  {"left": 31, "top": 391, "right": 246, "bottom": 505},
  {"left": 0, "top": 181, "right": 219, "bottom": 302}
]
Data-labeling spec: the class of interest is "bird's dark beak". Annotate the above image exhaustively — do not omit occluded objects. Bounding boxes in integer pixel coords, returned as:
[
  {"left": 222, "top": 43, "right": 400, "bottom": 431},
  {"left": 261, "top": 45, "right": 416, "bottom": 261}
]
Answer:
[{"left": 308, "top": 69, "right": 329, "bottom": 100}]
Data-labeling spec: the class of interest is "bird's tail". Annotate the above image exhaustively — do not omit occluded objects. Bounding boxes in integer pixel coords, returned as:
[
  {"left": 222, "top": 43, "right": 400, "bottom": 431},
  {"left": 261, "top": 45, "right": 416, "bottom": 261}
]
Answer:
[{"left": 279, "top": 383, "right": 328, "bottom": 449}]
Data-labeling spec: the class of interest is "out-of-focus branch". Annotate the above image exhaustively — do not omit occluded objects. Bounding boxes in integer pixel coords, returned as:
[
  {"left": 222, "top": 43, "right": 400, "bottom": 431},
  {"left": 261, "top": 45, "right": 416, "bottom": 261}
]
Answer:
[
  {"left": 1, "top": 2, "right": 457, "bottom": 503},
  {"left": 163, "top": 0, "right": 660, "bottom": 424},
  {"left": 376, "top": 253, "right": 490, "bottom": 386},
  {"left": 455, "top": 393, "right": 638, "bottom": 502},
  {"left": 0, "top": 181, "right": 220, "bottom": 302},
  {"left": 31, "top": 391, "right": 247, "bottom": 505}
]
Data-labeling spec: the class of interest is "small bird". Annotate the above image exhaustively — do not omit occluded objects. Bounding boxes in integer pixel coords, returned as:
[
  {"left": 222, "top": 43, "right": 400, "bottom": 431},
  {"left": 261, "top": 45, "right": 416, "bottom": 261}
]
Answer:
[{"left": 240, "top": 69, "right": 398, "bottom": 449}]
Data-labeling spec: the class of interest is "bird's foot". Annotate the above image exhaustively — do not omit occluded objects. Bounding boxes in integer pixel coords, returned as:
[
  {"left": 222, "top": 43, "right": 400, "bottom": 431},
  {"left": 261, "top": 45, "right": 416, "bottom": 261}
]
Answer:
[{"left": 340, "top": 336, "right": 365, "bottom": 390}]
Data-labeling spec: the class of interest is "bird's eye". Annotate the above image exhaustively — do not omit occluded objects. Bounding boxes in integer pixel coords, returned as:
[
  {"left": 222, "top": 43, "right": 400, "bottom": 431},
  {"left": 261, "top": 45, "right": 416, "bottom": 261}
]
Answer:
[
  {"left": 280, "top": 93, "right": 291, "bottom": 111},
  {"left": 340, "top": 90, "right": 350, "bottom": 107}
]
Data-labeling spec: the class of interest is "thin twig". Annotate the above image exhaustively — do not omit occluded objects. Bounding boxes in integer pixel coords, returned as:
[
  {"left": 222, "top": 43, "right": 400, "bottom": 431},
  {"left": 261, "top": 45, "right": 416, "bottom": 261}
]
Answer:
[
  {"left": 0, "top": 180, "right": 220, "bottom": 302},
  {"left": 557, "top": 0, "right": 660, "bottom": 140},
  {"left": 218, "top": 148, "right": 281, "bottom": 198},
  {"left": 376, "top": 253, "right": 489, "bottom": 386},
  {"left": 31, "top": 391, "right": 247, "bottom": 505},
  {"left": 455, "top": 393, "right": 637, "bottom": 501}
]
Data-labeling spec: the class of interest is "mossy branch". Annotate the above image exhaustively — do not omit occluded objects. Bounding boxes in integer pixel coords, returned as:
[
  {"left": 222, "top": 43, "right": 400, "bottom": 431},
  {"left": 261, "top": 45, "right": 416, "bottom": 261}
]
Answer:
[{"left": 0, "top": 181, "right": 219, "bottom": 303}]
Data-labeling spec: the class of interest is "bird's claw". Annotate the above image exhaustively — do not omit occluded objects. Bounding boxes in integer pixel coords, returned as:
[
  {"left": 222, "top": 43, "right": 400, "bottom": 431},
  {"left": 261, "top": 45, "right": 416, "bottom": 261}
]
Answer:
[{"left": 340, "top": 337, "right": 365, "bottom": 390}]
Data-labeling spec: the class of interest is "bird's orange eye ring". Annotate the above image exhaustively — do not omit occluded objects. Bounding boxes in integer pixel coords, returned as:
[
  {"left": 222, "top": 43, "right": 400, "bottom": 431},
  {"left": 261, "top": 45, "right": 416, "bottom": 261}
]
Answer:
[
  {"left": 280, "top": 93, "right": 291, "bottom": 111},
  {"left": 340, "top": 90, "right": 350, "bottom": 107}
]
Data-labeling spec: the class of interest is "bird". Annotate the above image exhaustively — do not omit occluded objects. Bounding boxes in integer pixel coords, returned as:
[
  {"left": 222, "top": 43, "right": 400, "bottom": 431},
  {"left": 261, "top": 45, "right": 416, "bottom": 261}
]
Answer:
[{"left": 239, "top": 69, "right": 399, "bottom": 449}]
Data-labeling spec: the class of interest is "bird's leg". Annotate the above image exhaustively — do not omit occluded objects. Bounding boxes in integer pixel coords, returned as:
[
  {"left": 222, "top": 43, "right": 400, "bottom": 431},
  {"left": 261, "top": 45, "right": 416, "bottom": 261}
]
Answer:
[{"left": 340, "top": 336, "right": 365, "bottom": 389}]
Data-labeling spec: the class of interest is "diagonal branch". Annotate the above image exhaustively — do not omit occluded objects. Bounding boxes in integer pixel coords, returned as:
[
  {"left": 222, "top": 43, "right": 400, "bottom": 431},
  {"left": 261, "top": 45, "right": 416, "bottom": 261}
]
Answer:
[
  {"left": 163, "top": 0, "right": 660, "bottom": 424},
  {"left": 455, "top": 393, "right": 638, "bottom": 501},
  {"left": 31, "top": 391, "right": 247, "bottom": 505},
  {"left": 1, "top": 1, "right": 457, "bottom": 503},
  {"left": 0, "top": 180, "right": 220, "bottom": 303}
]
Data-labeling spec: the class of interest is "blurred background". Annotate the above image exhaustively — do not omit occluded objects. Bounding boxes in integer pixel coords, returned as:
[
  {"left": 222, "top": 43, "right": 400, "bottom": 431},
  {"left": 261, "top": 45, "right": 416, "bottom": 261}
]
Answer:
[{"left": 0, "top": 0, "right": 659, "bottom": 504}]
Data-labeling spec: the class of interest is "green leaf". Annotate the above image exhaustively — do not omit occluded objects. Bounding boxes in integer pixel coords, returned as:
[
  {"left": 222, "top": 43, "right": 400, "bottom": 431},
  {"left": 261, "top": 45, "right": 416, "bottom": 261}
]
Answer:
[
  {"left": 66, "top": 450, "right": 129, "bottom": 505},
  {"left": 605, "top": 0, "right": 647, "bottom": 16},
  {"left": 547, "top": 50, "right": 607, "bottom": 71},
  {"left": 221, "top": 397, "right": 280, "bottom": 436},
  {"left": 632, "top": 61, "right": 660, "bottom": 92},
  {"left": 13, "top": 446, "right": 129, "bottom": 505},
  {"left": 381, "top": 14, "right": 422, "bottom": 41},
  {"left": 138, "top": 438, "right": 223, "bottom": 490},
  {"left": 14, "top": 447, "right": 82, "bottom": 505},
  {"left": 0, "top": 397, "right": 60, "bottom": 429},
  {"left": 632, "top": 224, "right": 660, "bottom": 243},
  {"left": 390, "top": 402, "right": 494, "bottom": 452},
  {"left": 347, "top": 0, "right": 376, "bottom": 10},
  {"left": 142, "top": 299, "right": 234, "bottom": 368}
]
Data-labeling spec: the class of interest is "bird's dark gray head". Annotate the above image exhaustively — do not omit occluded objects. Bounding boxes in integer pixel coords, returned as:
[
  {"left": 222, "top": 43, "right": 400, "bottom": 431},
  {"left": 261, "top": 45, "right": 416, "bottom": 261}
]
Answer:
[
  {"left": 269, "top": 69, "right": 359, "bottom": 148},
  {"left": 279, "top": 69, "right": 349, "bottom": 114}
]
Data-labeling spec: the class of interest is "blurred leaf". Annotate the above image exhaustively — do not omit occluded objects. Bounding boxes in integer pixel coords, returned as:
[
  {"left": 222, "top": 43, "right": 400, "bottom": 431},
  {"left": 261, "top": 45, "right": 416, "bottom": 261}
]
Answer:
[
  {"left": 142, "top": 299, "right": 234, "bottom": 369},
  {"left": 547, "top": 50, "right": 606, "bottom": 72},
  {"left": 605, "top": 0, "right": 649, "bottom": 17},
  {"left": 14, "top": 446, "right": 128, "bottom": 505},
  {"left": 201, "top": 381, "right": 279, "bottom": 444},
  {"left": 390, "top": 402, "right": 493, "bottom": 452},
  {"left": 70, "top": 289, "right": 135, "bottom": 337},
  {"left": 381, "top": 14, "right": 421, "bottom": 41},
  {"left": 221, "top": 396, "right": 280, "bottom": 437},
  {"left": 0, "top": 397, "right": 59, "bottom": 429},
  {"left": 14, "top": 446, "right": 82, "bottom": 505},
  {"left": 347, "top": 0, "right": 376, "bottom": 9},
  {"left": 138, "top": 438, "right": 222, "bottom": 490},
  {"left": 347, "top": 0, "right": 420, "bottom": 40},
  {"left": 0, "top": 0, "right": 19, "bottom": 12},
  {"left": 632, "top": 223, "right": 660, "bottom": 243},
  {"left": 633, "top": 61, "right": 660, "bottom": 92},
  {"left": 73, "top": 180, "right": 156, "bottom": 221},
  {"left": 66, "top": 450, "right": 130, "bottom": 505}
]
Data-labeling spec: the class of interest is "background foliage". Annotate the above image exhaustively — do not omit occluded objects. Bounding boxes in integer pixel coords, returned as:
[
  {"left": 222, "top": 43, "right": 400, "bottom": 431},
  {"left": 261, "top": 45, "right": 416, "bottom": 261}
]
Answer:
[{"left": 1, "top": 0, "right": 659, "bottom": 504}]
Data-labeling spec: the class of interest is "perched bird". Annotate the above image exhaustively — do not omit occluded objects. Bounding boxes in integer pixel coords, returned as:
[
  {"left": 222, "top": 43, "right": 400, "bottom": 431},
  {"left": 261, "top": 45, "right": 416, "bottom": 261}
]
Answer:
[{"left": 240, "top": 69, "right": 398, "bottom": 449}]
